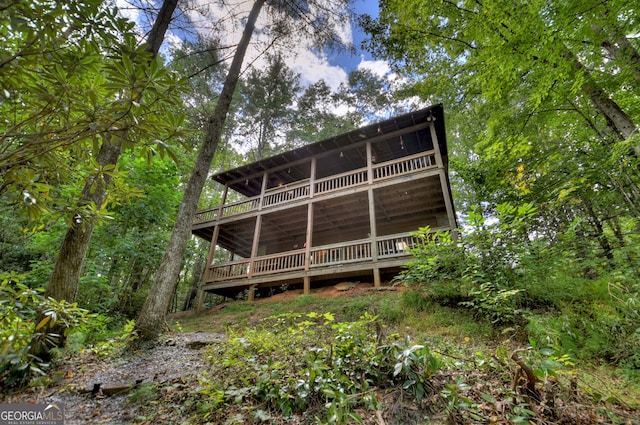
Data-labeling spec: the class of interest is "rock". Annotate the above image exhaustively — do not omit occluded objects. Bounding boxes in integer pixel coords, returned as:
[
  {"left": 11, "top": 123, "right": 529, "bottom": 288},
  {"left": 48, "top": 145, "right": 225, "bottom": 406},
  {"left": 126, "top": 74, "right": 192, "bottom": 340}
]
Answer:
[{"left": 334, "top": 281, "right": 357, "bottom": 291}]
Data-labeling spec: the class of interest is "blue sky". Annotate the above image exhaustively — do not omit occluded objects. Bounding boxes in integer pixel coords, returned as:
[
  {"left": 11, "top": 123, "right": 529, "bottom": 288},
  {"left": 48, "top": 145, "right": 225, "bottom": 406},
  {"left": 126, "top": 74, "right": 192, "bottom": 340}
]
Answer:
[
  {"left": 326, "top": 0, "right": 380, "bottom": 73},
  {"left": 117, "top": 0, "right": 386, "bottom": 91}
]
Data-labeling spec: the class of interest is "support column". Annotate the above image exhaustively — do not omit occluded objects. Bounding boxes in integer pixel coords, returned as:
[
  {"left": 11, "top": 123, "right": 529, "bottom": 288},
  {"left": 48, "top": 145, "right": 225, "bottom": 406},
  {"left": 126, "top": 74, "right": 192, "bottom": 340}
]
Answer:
[
  {"left": 258, "top": 172, "right": 268, "bottom": 210},
  {"left": 248, "top": 215, "right": 262, "bottom": 279},
  {"left": 197, "top": 224, "right": 221, "bottom": 312},
  {"left": 439, "top": 171, "right": 458, "bottom": 233},
  {"left": 366, "top": 142, "right": 380, "bottom": 287},
  {"left": 367, "top": 188, "right": 379, "bottom": 262},
  {"left": 246, "top": 173, "right": 268, "bottom": 300},
  {"left": 429, "top": 120, "right": 444, "bottom": 169},
  {"left": 304, "top": 203, "right": 314, "bottom": 269},
  {"left": 216, "top": 184, "right": 229, "bottom": 220},
  {"left": 303, "top": 158, "right": 316, "bottom": 295},
  {"left": 248, "top": 285, "right": 256, "bottom": 301},
  {"left": 303, "top": 277, "right": 310, "bottom": 295},
  {"left": 372, "top": 268, "right": 381, "bottom": 288},
  {"left": 429, "top": 120, "right": 457, "bottom": 233}
]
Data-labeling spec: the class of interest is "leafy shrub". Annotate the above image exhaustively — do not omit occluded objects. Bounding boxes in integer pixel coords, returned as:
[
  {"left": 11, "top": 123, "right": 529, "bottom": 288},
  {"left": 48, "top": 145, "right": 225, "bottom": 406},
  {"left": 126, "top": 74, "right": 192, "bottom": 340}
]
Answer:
[
  {"left": 398, "top": 226, "right": 472, "bottom": 306},
  {"left": 399, "top": 204, "right": 543, "bottom": 327},
  {"left": 460, "top": 281, "right": 525, "bottom": 326},
  {"left": 0, "top": 273, "right": 92, "bottom": 390},
  {"left": 88, "top": 319, "right": 138, "bottom": 358},
  {"left": 198, "top": 312, "right": 442, "bottom": 424}
]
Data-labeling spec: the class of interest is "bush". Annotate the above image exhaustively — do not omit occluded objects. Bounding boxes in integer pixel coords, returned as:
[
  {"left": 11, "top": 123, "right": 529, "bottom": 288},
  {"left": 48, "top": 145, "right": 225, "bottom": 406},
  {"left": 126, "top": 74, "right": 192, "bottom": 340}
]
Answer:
[
  {"left": 198, "top": 312, "right": 443, "bottom": 424},
  {"left": 0, "top": 273, "right": 92, "bottom": 391}
]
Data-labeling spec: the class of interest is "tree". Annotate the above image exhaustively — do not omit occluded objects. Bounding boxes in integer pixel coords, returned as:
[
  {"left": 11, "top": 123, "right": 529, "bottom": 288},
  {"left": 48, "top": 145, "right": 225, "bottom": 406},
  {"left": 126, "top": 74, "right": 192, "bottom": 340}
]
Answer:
[
  {"left": 360, "top": 0, "right": 640, "bottom": 273},
  {"left": 235, "top": 53, "right": 301, "bottom": 161},
  {"left": 3, "top": 0, "right": 184, "bottom": 358},
  {"left": 136, "top": 0, "right": 354, "bottom": 339}
]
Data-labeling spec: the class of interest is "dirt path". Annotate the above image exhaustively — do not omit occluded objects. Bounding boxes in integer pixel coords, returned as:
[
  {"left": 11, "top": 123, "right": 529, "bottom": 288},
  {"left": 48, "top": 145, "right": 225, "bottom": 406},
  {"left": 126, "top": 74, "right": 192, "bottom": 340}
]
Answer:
[{"left": 2, "top": 332, "right": 221, "bottom": 424}]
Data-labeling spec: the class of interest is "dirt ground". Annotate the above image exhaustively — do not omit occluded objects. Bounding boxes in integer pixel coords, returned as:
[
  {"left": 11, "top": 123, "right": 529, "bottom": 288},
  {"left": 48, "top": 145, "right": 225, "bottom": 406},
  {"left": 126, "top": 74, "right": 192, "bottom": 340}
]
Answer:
[{"left": 1, "top": 332, "right": 221, "bottom": 424}]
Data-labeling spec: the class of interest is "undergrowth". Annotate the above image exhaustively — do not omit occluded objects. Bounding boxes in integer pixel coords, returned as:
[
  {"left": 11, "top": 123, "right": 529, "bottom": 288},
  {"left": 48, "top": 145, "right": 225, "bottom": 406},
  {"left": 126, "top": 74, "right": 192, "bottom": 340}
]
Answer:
[{"left": 190, "top": 309, "right": 636, "bottom": 424}]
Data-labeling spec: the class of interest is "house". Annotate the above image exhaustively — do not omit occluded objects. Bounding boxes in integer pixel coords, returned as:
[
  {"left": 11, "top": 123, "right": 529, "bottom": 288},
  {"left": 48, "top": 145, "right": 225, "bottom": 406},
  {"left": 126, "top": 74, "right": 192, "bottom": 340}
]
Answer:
[{"left": 192, "top": 104, "right": 457, "bottom": 305}]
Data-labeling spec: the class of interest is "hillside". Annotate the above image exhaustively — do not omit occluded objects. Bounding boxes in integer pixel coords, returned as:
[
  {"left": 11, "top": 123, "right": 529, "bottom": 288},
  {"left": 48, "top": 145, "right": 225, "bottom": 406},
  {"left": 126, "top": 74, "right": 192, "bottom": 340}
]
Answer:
[{"left": 3, "top": 285, "right": 639, "bottom": 424}]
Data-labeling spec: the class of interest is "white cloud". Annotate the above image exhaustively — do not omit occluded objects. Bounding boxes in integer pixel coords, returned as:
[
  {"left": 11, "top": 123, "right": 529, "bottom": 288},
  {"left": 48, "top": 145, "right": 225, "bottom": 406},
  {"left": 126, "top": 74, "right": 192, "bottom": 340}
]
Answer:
[
  {"left": 115, "top": 0, "right": 356, "bottom": 91},
  {"left": 357, "top": 57, "right": 390, "bottom": 77},
  {"left": 287, "top": 50, "right": 348, "bottom": 90},
  {"left": 182, "top": 0, "right": 354, "bottom": 89}
]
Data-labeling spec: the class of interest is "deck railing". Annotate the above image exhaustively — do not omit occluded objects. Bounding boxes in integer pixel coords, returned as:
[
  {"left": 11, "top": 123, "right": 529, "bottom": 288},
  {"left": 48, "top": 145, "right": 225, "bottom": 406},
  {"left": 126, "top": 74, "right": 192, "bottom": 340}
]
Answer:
[
  {"left": 315, "top": 169, "right": 368, "bottom": 195},
  {"left": 310, "top": 239, "right": 372, "bottom": 267},
  {"left": 253, "top": 250, "right": 306, "bottom": 275},
  {"left": 208, "top": 259, "right": 250, "bottom": 280},
  {"left": 373, "top": 151, "right": 436, "bottom": 180},
  {"left": 205, "top": 233, "right": 427, "bottom": 283},
  {"left": 193, "top": 208, "right": 218, "bottom": 224},
  {"left": 221, "top": 197, "right": 260, "bottom": 218},
  {"left": 263, "top": 181, "right": 310, "bottom": 207},
  {"left": 195, "top": 150, "right": 437, "bottom": 226},
  {"left": 377, "top": 233, "right": 419, "bottom": 258}
]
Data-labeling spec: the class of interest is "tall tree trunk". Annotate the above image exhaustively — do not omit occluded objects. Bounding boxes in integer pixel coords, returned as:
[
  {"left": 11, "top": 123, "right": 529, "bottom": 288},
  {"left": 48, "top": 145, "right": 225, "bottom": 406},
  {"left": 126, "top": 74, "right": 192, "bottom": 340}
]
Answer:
[
  {"left": 45, "top": 139, "right": 122, "bottom": 304},
  {"left": 32, "top": 0, "right": 178, "bottom": 359},
  {"left": 565, "top": 46, "right": 638, "bottom": 151},
  {"left": 602, "top": 36, "right": 640, "bottom": 86},
  {"left": 31, "top": 139, "right": 122, "bottom": 359},
  {"left": 135, "top": 0, "right": 267, "bottom": 340}
]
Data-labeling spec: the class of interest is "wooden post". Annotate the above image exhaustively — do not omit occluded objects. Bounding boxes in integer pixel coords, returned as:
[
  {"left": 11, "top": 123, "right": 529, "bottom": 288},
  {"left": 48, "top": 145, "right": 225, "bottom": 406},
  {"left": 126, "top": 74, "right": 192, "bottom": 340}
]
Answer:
[
  {"left": 430, "top": 120, "right": 457, "bottom": 232},
  {"left": 303, "top": 157, "right": 316, "bottom": 294},
  {"left": 304, "top": 203, "right": 313, "bottom": 270},
  {"left": 258, "top": 172, "right": 268, "bottom": 210},
  {"left": 248, "top": 215, "right": 262, "bottom": 279},
  {"left": 248, "top": 285, "right": 256, "bottom": 301},
  {"left": 373, "top": 268, "right": 381, "bottom": 287},
  {"left": 366, "top": 142, "right": 380, "bottom": 287},
  {"left": 429, "top": 121, "right": 444, "bottom": 169},
  {"left": 366, "top": 141, "right": 374, "bottom": 184},
  {"left": 303, "top": 277, "right": 310, "bottom": 295},
  {"left": 216, "top": 184, "right": 229, "bottom": 220},
  {"left": 439, "top": 171, "right": 458, "bottom": 232},
  {"left": 197, "top": 225, "right": 220, "bottom": 312},
  {"left": 309, "top": 157, "right": 316, "bottom": 198}
]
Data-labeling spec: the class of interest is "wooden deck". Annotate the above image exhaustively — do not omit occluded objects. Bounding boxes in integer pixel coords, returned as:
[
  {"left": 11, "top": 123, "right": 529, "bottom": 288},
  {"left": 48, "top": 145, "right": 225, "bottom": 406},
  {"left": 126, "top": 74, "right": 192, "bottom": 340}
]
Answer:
[
  {"left": 200, "top": 228, "right": 448, "bottom": 293},
  {"left": 193, "top": 150, "right": 437, "bottom": 229},
  {"left": 192, "top": 106, "right": 457, "bottom": 301}
]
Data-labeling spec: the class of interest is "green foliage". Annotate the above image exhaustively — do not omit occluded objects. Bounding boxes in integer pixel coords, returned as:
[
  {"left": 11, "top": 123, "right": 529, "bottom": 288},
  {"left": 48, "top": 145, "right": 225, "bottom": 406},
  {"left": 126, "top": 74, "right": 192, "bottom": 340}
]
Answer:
[
  {"left": 399, "top": 204, "right": 538, "bottom": 326},
  {"left": 1, "top": 0, "right": 187, "bottom": 219},
  {"left": 198, "top": 311, "right": 442, "bottom": 423},
  {"left": 460, "top": 282, "right": 524, "bottom": 326},
  {"left": 0, "top": 273, "right": 91, "bottom": 390},
  {"left": 388, "top": 336, "right": 440, "bottom": 401},
  {"left": 87, "top": 320, "right": 138, "bottom": 358},
  {"left": 128, "top": 382, "right": 160, "bottom": 405},
  {"left": 399, "top": 226, "right": 470, "bottom": 305},
  {"left": 526, "top": 278, "right": 640, "bottom": 375}
]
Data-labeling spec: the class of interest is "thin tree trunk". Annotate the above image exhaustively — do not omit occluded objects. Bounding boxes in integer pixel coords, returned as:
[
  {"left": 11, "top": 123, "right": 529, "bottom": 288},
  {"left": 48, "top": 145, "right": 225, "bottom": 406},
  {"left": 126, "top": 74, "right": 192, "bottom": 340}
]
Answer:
[
  {"left": 32, "top": 0, "right": 178, "bottom": 359},
  {"left": 136, "top": 0, "right": 267, "bottom": 340},
  {"left": 182, "top": 256, "right": 204, "bottom": 311}
]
